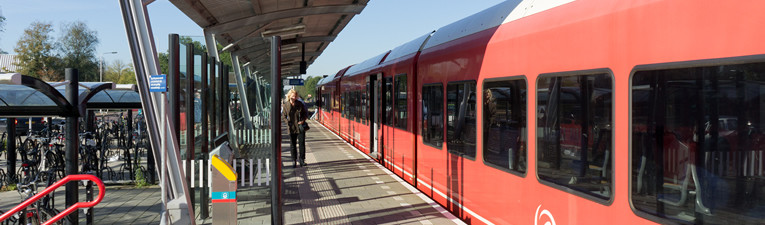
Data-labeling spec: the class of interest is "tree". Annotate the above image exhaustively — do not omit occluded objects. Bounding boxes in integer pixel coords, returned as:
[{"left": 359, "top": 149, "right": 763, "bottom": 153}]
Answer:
[
  {"left": 58, "top": 21, "right": 99, "bottom": 81},
  {"left": 0, "top": 7, "right": 7, "bottom": 54},
  {"left": 103, "top": 59, "right": 134, "bottom": 83},
  {"left": 14, "top": 21, "right": 59, "bottom": 80},
  {"left": 117, "top": 67, "right": 136, "bottom": 84},
  {"left": 292, "top": 76, "right": 323, "bottom": 100},
  {"left": 157, "top": 37, "right": 206, "bottom": 76}
]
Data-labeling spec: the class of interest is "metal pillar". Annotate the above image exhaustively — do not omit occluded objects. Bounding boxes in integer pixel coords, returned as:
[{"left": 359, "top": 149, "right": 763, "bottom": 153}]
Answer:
[
  {"left": 270, "top": 35, "right": 284, "bottom": 225},
  {"left": 200, "top": 52, "right": 210, "bottom": 219},
  {"left": 7, "top": 117, "right": 16, "bottom": 183},
  {"left": 222, "top": 65, "right": 230, "bottom": 134},
  {"left": 120, "top": 1, "right": 194, "bottom": 223},
  {"left": 65, "top": 68, "right": 80, "bottom": 225},
  {"left": 210, "top": 58, "right": 217, "bottom": 138},
  {"left": 218, "top": 62, "right": 225, "bottom": 135},
  {"left": 86, "top": 110, "right": 95, "bottom": 132},
  {"left": 185, "top": 42, "right": 196, "bottom": 209},
  {"left": 231, "top": 54, "right": 253, "bottom": 129},
  {"left": 170, "top": 34, "right": 181, "bottom": 153}
]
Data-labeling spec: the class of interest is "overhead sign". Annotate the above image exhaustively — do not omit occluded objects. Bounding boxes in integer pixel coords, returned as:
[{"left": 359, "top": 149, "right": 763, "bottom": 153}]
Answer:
[
  {"left": 149, "top": 75, "right": 167, "bottom": 92},
  {"left": 289, "top": 79, "right": 304, "bottom": 86}
]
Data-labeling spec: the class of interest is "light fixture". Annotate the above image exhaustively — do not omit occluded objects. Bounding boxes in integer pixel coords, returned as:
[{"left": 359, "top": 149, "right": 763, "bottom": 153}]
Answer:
[{"left": 261, "top": 24, "right": 306, "bottom": 37}]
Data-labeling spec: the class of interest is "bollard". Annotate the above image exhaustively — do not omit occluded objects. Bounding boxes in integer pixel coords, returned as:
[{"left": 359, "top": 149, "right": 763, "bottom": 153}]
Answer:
[{"left": 211, "top": 154, "right": 237, "bottom": 225}]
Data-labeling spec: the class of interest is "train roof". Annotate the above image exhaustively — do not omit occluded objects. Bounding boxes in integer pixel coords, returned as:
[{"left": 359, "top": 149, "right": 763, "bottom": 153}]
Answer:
[
  {"left": 423, "top": 0, "right": 575, "bottom": 50},
  {"left": 317, "top": 76, "right": 329, "bottom": 86},
  {"left": 382, "top": 32, "right": 434, "bottom": 64},
  {"left": 344, "top": 51, "right": 390, "bottom": 77}
]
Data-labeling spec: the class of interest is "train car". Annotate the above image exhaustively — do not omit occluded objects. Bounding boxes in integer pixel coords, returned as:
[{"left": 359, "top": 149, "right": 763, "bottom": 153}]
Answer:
[
  {"left": 315, "top": 0, "right": 765, "bottom": 224},
  {"left": 339, "top": 52, "right": 389, "bottom": 150},
  {"left": 319, "top": 66, "right": 352, "bottom": 133}
]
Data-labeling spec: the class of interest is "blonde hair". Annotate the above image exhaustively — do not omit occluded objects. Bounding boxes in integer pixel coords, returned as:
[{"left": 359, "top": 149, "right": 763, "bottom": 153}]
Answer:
[{"left": 286, "top": 89, "right": 298, "bottom": 99}]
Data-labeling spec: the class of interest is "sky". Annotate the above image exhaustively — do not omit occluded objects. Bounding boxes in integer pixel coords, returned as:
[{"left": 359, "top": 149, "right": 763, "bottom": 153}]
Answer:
[{"left": 0, "top": 0, "right": 506, "bottom": 79}]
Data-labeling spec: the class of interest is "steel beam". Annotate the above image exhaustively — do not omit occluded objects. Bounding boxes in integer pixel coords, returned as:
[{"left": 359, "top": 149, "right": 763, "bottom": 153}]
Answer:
[{"left": 206, "top": 4, "right": 365, "bottom": 34}]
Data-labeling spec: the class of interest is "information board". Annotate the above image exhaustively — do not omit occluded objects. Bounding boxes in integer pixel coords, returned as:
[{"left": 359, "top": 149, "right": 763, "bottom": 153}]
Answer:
[
  {"left": 149, "top": 75, "right": 167, "bottom": 92},
  {"left": 289, "top": 79, "right": 304, "bottom": 86}
]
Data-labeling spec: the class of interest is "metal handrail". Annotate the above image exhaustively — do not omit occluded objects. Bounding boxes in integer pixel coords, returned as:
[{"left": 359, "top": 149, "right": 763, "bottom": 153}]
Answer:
[{"left": 0, "top": 174, "right": 106, "bottom": 225}]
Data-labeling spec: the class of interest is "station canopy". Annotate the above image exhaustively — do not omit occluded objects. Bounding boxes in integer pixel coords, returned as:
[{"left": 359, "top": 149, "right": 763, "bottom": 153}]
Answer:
[
  {"left": 0, "top": 73, "right": 130, "bottom": 117},
  {"left": 169, "top": 0, "right": 369, "bottom": 77}
]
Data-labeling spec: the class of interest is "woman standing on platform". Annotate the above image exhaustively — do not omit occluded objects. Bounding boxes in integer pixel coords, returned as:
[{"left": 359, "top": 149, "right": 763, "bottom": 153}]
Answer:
[{"left": 283, "top": 89, "right": 308, "bottom": 168}]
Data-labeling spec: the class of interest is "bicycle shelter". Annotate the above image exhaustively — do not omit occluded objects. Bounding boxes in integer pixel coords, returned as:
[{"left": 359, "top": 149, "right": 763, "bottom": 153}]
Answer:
[{"left": 0, "top": 71, "right": 116, "bottom": 224}]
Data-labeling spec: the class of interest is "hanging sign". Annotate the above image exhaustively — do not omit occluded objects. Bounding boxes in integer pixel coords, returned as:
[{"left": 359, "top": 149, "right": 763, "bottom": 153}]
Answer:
[
  {"left": 289, "top": 79, "right": 304, "bottom": 86},
  {"left": 149, "top": 74, "right": 167, "bottom": 92}
]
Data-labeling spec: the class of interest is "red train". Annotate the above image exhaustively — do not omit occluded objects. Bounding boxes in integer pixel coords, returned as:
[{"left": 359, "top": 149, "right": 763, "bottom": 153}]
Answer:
[{"left": 314, "top": 0, "right": 765, "bottom": 224}]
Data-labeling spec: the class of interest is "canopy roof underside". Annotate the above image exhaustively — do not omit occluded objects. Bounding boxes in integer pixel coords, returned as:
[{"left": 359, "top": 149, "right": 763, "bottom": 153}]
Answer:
[{"left": 170, "top": 0, "right": 368, "bottom": 77}]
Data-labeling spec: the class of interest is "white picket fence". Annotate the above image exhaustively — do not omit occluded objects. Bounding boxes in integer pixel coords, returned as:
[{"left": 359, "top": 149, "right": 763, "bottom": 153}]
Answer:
[
  {"left": 234, "top": 129, "right": 272, "bottom": 145},
  {"left": 183, "top": 157, "right": 272, "bottom": 192}
]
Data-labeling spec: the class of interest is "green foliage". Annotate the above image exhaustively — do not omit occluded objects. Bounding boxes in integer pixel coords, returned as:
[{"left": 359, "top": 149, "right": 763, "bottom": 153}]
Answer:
[
  {"left": 58, "top": 21, "right": 99, "bottom": 82},
  {"left": 13, "top": 20, "right": 100, "bottom": 82},
  {"left": 134, "top": 167, "right": 149, "bottom": 188},
  {"left": 103, "top": 59, "right": 136, "bottom": 84},
  {"left": 0, "top": 8, "right": 6, "bottom": 54},
  {"left": 1, "top": 183, "right": 17, "bottom": 192},
  {"left": 158, "top": 52, "right": 169, "bottom": 75},
  {"left": 14, "top": 21, "right": 58, "bottom": 80},
  {"left": 216, "top": 43, "right": 233, "bottom": 69},
  {"left": 292, "top": 76, "right": 323, "bottom": 100}
]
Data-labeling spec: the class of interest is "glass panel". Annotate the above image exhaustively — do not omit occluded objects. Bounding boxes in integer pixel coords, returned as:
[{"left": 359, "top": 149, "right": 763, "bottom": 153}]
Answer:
[
  {"left": 484, "top": 79, "right": 527, "bottom": 173},
  {"left": 385, "top": 77, "right": 394, "bottom": 126},
  {"left": 446, "top": 82, "right": 477, "bottom": 158},
  {"left": 631, "top": 62, "right": 765, "bottom": 224},
  {"left": 537, "top": 73, "right": 613, "bottom": 200},
  {"left": 0, "top": 84, "right": 57, "bottom": 106},
  {"left": 395, "top": 75, "right": 408, "bottom": 129},
  {"left": 422, "top": 84, "right": 444, "bottom": 148}
]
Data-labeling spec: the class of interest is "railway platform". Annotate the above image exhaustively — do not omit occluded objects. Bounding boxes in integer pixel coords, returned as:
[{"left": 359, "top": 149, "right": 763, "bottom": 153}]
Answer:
[{"left": 195, "top": 119, "right": 464, "bottom": 225}]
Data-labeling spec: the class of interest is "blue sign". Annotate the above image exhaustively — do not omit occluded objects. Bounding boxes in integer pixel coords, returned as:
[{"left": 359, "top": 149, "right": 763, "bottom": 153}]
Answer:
[
  {"left": 289, "top": 79, "right": 304, "bottom": 86},
  {"left": 149, "top": 75, "right": 167, "bottom": 92}
]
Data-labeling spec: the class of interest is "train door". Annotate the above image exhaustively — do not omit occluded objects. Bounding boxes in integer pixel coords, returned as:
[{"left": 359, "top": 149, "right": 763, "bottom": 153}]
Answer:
[
  {"left": 384, "top": 76, "right": 394, "bottom": 167},
  {"left": 369, "top": 74, "right": 380, "bottom": 159}
]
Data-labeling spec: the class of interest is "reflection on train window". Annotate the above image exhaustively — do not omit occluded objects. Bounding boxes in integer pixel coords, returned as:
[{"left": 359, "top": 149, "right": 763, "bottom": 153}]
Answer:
[
  {"left": 351, "top": 91, "right": 356, "bottom": 121},
  {"left": 537, "top": 73, "right": 613, "bottom": 201},
  {"left": 385, "top": 77, "right": 394, "bottom": 126},
  {"left": 631, "top": 62, "right": 765, "bottom": 224},
  {"left": 422, "top": 84, "right": 444, "bottom": 148},
  {"left": 483, "top": 79, "right": 526, "bottom": 174},
  {"left": 341, "top": 92, "right": 346, "bottom": 118},
  {"left": 357, "top": 91, "right": 362, "bottom": 123},
  {"left": 395, "top": 74, "right": 408, "bottom": 129},
  {"left": 362, "top": 90, "right": 367, "bottom": 125},
  {"left": 447, "top": 81, "right": 477, "bottom": 158}
]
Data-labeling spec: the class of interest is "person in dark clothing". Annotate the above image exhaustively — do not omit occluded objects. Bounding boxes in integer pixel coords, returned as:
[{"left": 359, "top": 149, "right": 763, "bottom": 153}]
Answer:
[{"left": 283, "top": 89, "right": 308, "bottom": 168}]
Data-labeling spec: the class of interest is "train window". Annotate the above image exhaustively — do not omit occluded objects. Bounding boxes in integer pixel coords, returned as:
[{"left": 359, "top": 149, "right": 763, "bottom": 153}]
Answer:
[
  {"left": 483, "top": 78, "right": 527, "bottom": 174},
  {"left": 356, "top": 91, "right": 361, "bottom": 123},
  {"left": 631, "top": 61, "right": 765, "bottom": 224},
  {"left": 344, "top": 92, "right": 349, "bottom": 118},
  {"left": 351, "top": 91, "right": 356, "bottom": 121},
  {"left": 385, "top": 77, "right": 394, "bottom": 126},
  {"left": 362, "top": 90, "right": 367, "bottom": 125},
  {"left": 395, "top": 74, "right": 408, "bottom": 129},
  {"left": 537, "top": 72, "right": 613, "bottom": 202},
  {"left": 447, "top": 81, "right": 477, "bottom": 159},
  {"left": 422, "top": 84, "right": 444, "bottom": 148},
  {"left": 323, "top": 93, "right": 330, "bottom": 112},
  {"left": 340, "top": 93, "right": 345, "bottom": 118}
]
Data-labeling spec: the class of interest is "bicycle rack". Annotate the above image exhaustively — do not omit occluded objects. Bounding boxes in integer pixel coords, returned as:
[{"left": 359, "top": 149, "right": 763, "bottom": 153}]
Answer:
[{"left": 0, "top": 174, "right": 105, "bottom": 225}]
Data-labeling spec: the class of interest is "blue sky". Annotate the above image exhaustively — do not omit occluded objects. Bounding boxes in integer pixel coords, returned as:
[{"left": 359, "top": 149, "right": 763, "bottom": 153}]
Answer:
[{"left": 1, "top": 0, "right": 505, "bottom": 78}]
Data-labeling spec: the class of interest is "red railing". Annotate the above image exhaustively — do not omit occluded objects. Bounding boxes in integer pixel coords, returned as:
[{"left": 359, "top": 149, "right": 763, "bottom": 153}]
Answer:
[{"left": 0, "top": 174, "right": 105, "bottom": 225}]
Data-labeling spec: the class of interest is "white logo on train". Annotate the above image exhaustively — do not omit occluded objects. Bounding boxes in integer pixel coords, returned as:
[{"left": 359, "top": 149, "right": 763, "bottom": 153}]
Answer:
[{"left": 535, "top": 205, "right": 556, "bottom": 225}]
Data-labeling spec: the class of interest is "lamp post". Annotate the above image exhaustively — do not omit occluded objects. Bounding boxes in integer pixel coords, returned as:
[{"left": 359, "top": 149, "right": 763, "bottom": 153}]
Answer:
[{"left": 99, "top": 52, "right": 117, "bottom": 82}]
